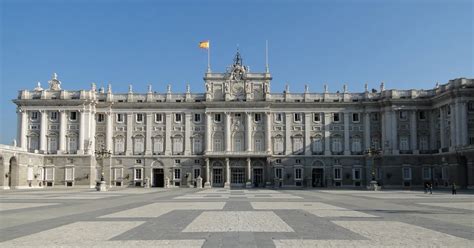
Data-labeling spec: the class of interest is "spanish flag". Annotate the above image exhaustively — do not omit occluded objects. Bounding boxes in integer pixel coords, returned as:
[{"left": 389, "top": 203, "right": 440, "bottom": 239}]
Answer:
[{"left": 199, "top": 40, "right": 210, "bottom": 49}]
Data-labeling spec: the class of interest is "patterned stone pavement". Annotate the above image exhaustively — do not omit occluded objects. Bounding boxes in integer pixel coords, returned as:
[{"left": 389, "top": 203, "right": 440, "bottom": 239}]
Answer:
[{"left": 0, "top": 188, "right": 473, "bottom": 247}]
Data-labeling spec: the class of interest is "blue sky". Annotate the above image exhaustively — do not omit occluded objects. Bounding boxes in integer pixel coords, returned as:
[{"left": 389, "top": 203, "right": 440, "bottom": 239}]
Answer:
[{"left": 1, "top": 0, "right": 473, "bottom": 144}]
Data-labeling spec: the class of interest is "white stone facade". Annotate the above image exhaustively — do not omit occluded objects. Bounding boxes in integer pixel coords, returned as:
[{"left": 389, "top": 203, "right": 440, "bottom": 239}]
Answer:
[{"left": 2, "top": 52, "right": 474, "bottom": 189}]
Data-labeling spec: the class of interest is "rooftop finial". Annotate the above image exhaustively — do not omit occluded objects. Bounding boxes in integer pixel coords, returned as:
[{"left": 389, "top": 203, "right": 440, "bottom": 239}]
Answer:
[
  {"left": 107, "top": 84, "right": 112, "bottom": 93},
  {"left": 324, "top": 84, "right": 328, "bottom": 93},
  {"left": 265, "top": 40, "right": 269, "bottom": 73},
  {"left": 186, "top": 83, "right": 190, "bottom": 93},
  {"left": 304, "top": 84, "right": 309, "bottom": 93},
  {"left": 343, "top": 84, "right": 348, "bottom": 93},
  {"left": 48, "top": 72, "right": 61, "bottom": 90},
  {"left": 380, "top": 81, "right": 385, "bottom": 92},
  {"left": 128, "top": 84, "right": 133, "bottom": 93},
  {"left": 364, "top": 83, "right": 369, "bottom": 92},
  {"left": 34, "top": 82, "right": 43, "bottom": 91},
  {"left": 147, "top": 84, "right": 152, "bottom": 93},
  {"left": 234, "top": 46, "right": 243, "bottom": 66},
  {"left": 167, "top": 84, "right": 171, "bottom": 93}
]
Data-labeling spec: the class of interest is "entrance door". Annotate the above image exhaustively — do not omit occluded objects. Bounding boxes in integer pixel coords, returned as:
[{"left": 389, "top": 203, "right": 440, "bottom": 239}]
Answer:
[
  {"left": 312, "top": 168, "right": 324, "bottom": 187},
  {"left": 231, "top": 168, "right": 245, "bottom": 187},
  {"left": 152, "top": 168, "right": 164, "bottom": 187},
  {"left": 213, "top": 168, "right": 223, "bottom": 187},
  {"left": 253, "top": 168, "right": 264, "bottom": 187}
]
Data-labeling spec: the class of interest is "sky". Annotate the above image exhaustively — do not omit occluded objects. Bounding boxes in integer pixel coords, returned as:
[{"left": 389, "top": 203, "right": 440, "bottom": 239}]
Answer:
[{"left": 0, "top": 0, "right": 473, "bottom": 144}]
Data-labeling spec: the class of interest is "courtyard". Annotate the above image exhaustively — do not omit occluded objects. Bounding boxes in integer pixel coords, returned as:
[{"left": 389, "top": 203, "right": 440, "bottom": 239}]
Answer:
[{"left": 0, "top": 188, "right": 473, "bottom": 247}]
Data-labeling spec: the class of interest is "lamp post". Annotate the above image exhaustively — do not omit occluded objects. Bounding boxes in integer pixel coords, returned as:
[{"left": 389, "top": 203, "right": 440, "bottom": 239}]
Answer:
[
  {"left": 95, "top": 145, "right": 111, "bottom": 191},
  {"left": 365, "top": 146, "right": 382, "bottom": 190}
]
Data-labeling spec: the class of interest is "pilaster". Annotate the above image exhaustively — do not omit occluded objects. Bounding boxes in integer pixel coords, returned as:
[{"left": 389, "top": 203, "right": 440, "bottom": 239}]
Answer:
[
  {"left": 59, "top": 110, "right": 67, "bottom": 153},
  {"left": 285, "top": 113, "right": 292, "bottom": 155},
  {"left": 391, "top": 111, "right": 398, "bottom": 155},
  {"left": 324, "top": 112, "right": 331, "bottom": 155},
  {"left": 78, "top": 110, "right": 85, "bottom": 154},
  {"left": 449, "top": 104, "right": 456, "bottom": 151},
  {"left": 439, "top": 107, "right": 446, "bottom": 152},
  {"left": 245, "top": 112, "right": 252, "bottom": 152},
  {"left": 265, "top": 112, "right": 272, "bottom": 153},
  {"left": 364, "top": 112, "right": 371, "bottom": 150},
  {"left": 165, "top": 113, "right": 172, "bottom": 155},
  {"left": 304, "top": 112, "right": 311, "bottom": 155},
  {"left": 184, "top": 112, "right": 191, "bottom": 155},
  {"left": 205, "top": 113, "right": 212, "bottom": 152},
  {"left": 344, "top": 112, "right": 350, "bottom": 155},
  {"left": 410, "top": 110, "right": 418, "bottom": 154},
  {"left": 145, "top": 113, "right": 152, "bottom": 155},
  {"left": 225, "top": 112, "right": 231, "bottom": 152},
  {"left": 126, "top": 113, "right": 133, "bottom": 155},
  {"left": 224, "top": 158, "right": 230, "bottom": 188},
  {"left": 40, "top": 110, "right": 47, "bottom": 153},
  {"left": 19, "top": 109, "right": 28, "bottom": 149},
  {"left": 204, "top": 158, "right": 211, "bottom": 188}
]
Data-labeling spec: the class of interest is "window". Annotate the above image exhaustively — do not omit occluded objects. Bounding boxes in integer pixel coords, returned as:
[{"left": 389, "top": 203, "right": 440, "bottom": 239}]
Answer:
[
  {"left": 47, "top": 136, "right": 58, "bottom": 153},
  {"left": 295, "top": 159, "right": 301, "bottom": 164},
  {"left": 399, "top": 136, "right": 409, "bottom": 151},
  {"left": 468, "top": 102, "right": 474, "bottom": 111},
  {"left": 153, "top": 136, "right": 163, "bottom": 154},
  {"left": 194, "top": 159, "right": 200, "bottom": 164},
  {"left": 273, "top": 136, "right": 284, "bottom": 154},
  {"left": 334, "top": 168, "right": 342, "bottom": 180},
  {"left": 275, "top": 168, "right": 282, "bottom": 179},
  {"left": 67, "top": 136, "right": 77, "bottom": 153},
  {"left": 172, "top": 136, "right": 183, "bottom": 154},
  {"left": 333, "top": 113, "right": 340, "bottom": 122},
  {"left": 275, "top": 113, "right": 283, "bottom": 122},
  {"left": 114, "top": 136, "right": 125, "bottom": 154},
  {"left": 193, "top": 137, "right": 202, "bottom": 154},
  {"left": 352, "top": 168, "right": 361, "bottom": 180},
  {"left": 117, "top": 114, "right": 124, "bottom": 123},
  {"left": 399, "top": 111, "right": 407, "bottom": 120},
  {"left": 214, "top": 113, "right": 221, "bottom": 122},
  {"left": 135, "top": 159, "right": 142, "bottom": 164},
  {"left": 255, "top": 137, "right": 263, "bottom": 152},
  {"left": 422, "top": 167, "right": 432, "bottom": 180},
  {"left": 134, "top": 168, "right": 142, "bottom": 180},
  {"left": 174, "top": 169, "right": 181, "bottom": 180},
  {"left": 31, "top": 111, "right": 39, "bottom": 120},
  {"left": 133, "top": 136, "right": 145, "bottom": 154},
  {"left": 313, "top": 113, "right": 321, "bottom": 122},
  {"left": 419, "top": 136, "right": 429, "bottom": 151},
  {"left": 97, "top": 113, "right": 105, "bottom": 123},
  {"left": 295, "top": 168, "right": 302, "bottom": 180},
  {"left": 45, "top": 167, "right": 54, "bottom": 181},
  {"left": 331, "top": 136, "right": 343, "bottom": 153},
  {"left": 418, "top": 111, "right": 426, "bottom": 120},
  {"left": 233, "top": 133, "right": 244, "bottom": 152},
  {"left": 371, "top": 113, "right": 379, "bottom": 121},
  {"left": 294, "top": 113, "right": 302, "bottom": 122},
  {"left": 175, "top": 159, "right": 181, "bottom": 164},
  {"left": 136, "top": 113, "right": 143, "bottom": 123},
  {"left": 114, "top": 168, "right": 123, "bottom": 181},
  {"left": 69, "top": 111, "right": 77, "bottom": 121},
  {"left": 175, "top": 113, "right": 182, "bottom": 122},
  {"left": 352, "top": 113, "right": 360, "bottom": 122},
  {"left": 214, "top": 134, "right": 223, "bottom": 151},
  {"left": 351, "top": 137, "right": 362, "bottom": 153},
  {"left": 50, "top": 112, "right": 58, "bottom": 121},
  {"left": 275, "top": 159, "right": 282, "bottom": 164},
  {"left": 402, "top": 167, "right": 412, "bottom": 180},
  {"left": 254, "top": 113, "right": 262, "bottom": 122},
  {"left": 194, "top": 113, "right": 201, "bottom": 123},
  {"left": 292, "top": 136, "right": 304, "bottom": 154},
  {"left": 231, "top": 168, "right": 245, "bottom": 184},
  {"left": 441, "top": 167, "right": 448, "bottom": 180},
  {"left": 37, "top": 167, "right": 44, "bottom": 181},
  {"left": 65, "top": 167, "right": 74, "bottom": 181},
  {"left": 155, "top": 113, "right": 163, "bottom": 122},
  {"left": 194, "top": 168, "right": 201, "bottom": 179},
  {"left": 312, "top": 136, "right": 323, "bottom": 153}
]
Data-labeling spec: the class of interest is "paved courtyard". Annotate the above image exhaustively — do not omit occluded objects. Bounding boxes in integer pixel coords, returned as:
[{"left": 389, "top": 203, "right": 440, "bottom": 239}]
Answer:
[{"left": 0, "top": 188, "right": 473, "bottom": 247}]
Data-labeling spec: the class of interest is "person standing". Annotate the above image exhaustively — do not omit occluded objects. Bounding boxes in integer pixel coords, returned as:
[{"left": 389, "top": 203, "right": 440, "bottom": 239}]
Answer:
[
  {"left": 424, "top": 183, "right": 428, "bottom": 194},
  {"left": 452, "top": 182, "right": 457, "bottom": 195},
  {"left": 429, "top": 183, "right": 433, "bottom": 194}
]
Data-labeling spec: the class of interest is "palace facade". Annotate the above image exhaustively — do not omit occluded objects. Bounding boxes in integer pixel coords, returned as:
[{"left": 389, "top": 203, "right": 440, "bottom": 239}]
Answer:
[{"left": 1, "top": 52, "right": 474, "bottom": 189}]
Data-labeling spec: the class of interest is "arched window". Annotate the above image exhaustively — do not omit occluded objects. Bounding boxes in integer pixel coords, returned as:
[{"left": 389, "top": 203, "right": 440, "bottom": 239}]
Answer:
[
  {"left": 273, "top": 135, "right": 284, "bottom": 154},
  {"left": 351, "top": 136, "right": 362, "bottom": 153},
  {"left": 233, "top": 132, "right": 244, "bottom": 152},
  {"left": 292, "top": 135, "right": 304, "bottom": 154},
  {"left": 153, "top": 136, "right": 164, "bottom": 154},
  {"left": 192, "top": 136, "right": 202, "bottom": 154},
  {"left": 172, "top": 135, "right": 183, "bottom": 154},
  {"left": 331, "top": 136, "right": 343, "bottom": 153},
  {"left": 254, "top": 133, "right": 264, "bottom": 152},
  {"left": 312, "top": 135, "right": 323, "bottom": 153},
  {"left": 213, "top": 133, "right": 223, "bottom": 152},
  {"left": 114, "top": 136, "right": 125, "bottom": 154}
]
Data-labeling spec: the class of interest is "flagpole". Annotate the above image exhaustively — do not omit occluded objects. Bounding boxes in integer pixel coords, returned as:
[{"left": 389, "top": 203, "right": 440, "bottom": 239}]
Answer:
[{"left": 207, "top": 40, "right": 211, "bottom": 73}]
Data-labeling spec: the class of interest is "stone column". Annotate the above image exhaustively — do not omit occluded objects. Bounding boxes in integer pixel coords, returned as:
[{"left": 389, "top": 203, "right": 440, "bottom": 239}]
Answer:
[
  {"left": 304, "top": 112, "right": 311, "bottom": 155},
  {"left": 265, "top": 112, "right": 272, "bottom": 153},
  {"left": 439, "top": 107, "right": 446, "bottom": 151},
  {"left": 391, "top": 111, "right": 398, "bottom": 154},
  {"left": 18, "top": 109, "right": 28, "bottom": 149},
  {"left": 126, "top": 113, "right": 133, "bottom": 155},
  {"left": 344, "top": 112, "right": 350, "bottom": 155},
  {"left": 165, "top": 113, "right": 172, "bottom": 155},
  {"left": 455, "top": 100, "right": 462, "bottom": 147},
  {"left": 449, "top": 104, "right": 456, "bottom": 151},
  {"left": 324, "top": 112, "right": 331, "bottom": 155},
  {"left": 40, "top": 110, "right": 47, "bottom": 153},
  {"left": 246, "top": 157, "right": 252, "bottom": 188},
  {"left": 59, "top": 110, "right": 67, "bottom": 153},
  {"left": 184, "top": 112, "right": 191, "bottom": 155},
  {"left": 145, "top": 113, "right": 152, "bottom": 155},
  {"left": 224, "top": 158, "right": 230, "bottom": 188},
  {"left": 78, "top": 110, "right": 85, "bottom": 154},
  {"left": 225, "top": 112, "right": 231, "bottom": 152},
  {"left": 410, "top": 110, "right": 418, "bottom": 154},
  {"left": 204, "top": 158, "right": 211, "bottom": 188},
  {"left": 460, "top": 102, "right": 468, "bottom": 146},
  {"left": 364, "top": 112, "right": 371, "bottom": 150},
  {"left": 381, "top": 111, "right": 386, "bottom": 153},
  {"left": 429, "top": 110, "right": 437, "bottom": 150},
  {"left": 285, "top": 113, "right": 292, "bottom": 155},
  {"left": 205, "top": 113, "right": 212, "bottom": 152},
  {"left": 245, "top": 112, "right": 252, "bottom": 152}
]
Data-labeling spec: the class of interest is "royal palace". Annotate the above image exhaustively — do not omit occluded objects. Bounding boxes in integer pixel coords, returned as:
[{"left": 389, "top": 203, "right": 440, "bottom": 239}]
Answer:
[{"left": 1, "top": 52, "right": 473, "bottom": 190}]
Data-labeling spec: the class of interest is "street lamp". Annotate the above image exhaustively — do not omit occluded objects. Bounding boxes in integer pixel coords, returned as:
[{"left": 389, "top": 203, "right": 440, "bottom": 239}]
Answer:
[
  {"left": 365, "top": 146, "right": 382, "bottom": 190},
  {"left": 95, "top": 144, "right": 111, "bottom": 191}
]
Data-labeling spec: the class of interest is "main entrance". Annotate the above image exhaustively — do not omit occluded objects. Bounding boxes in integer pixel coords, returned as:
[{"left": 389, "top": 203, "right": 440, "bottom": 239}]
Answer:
[
  {"left": 253, "top": 168, "right": 264, "bottom": 187},
  {"left": 231, "top": 168, "right": 245, "bottom": 187},
  {"left": 213, "top": 168, "right": 223, "bottom": 187},
  {"left": 152, "top": 168, "right": 164, "bottom": 187},
  {"left": 312, "top": 168, "right": 324, "bottom": 187}
]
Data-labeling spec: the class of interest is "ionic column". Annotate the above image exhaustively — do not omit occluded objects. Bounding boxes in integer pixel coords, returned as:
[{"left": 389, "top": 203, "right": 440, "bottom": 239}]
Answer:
[
  {"left": 391, "top": 111, "right": 398, "bottom": 154},
  {"left": 59, "top": 110, "right": 67, "bottom": 153},
  {"left": 449, "top": 104, "right": 456, "bottom": 151},
  {"left": 78, "top": 110, "right": 85, "bottom": 153},
  {"left": 246, "top": 157, "right": 251, "bottom": 188},
  {"left": 304, "top": 112, "right": 311, "bottom": 155},
  {"left": 245, "top": 112, "right": 252, "bottom": 152},
  {"left": 410, "top": 110, "right": 418, "bottom": 154},
  {"left": 18, "top": 109, "right": 28, "bottom": 149},
  {"left": 439, "top": 107, "right": 446, "bottom": 151},
  {"left": 265, "top": 112, "right": 272, "bottom": 153},
  {"left": 204, "top": 158, "right": 211, "bottom": 188},
  {"left": 126, "top": 113, "right": 133, "bottom": 155},
  {"left": 225, "top": 112, "right": 231, "bottom": 152},
  {"left": 184, "top": 112, "right": 191, "bottom": 155},
  {"left": 40, "top": 110, "right": 47, "bottom": 153},
  {"left": 145, "top": 113, "right": 152, "bottom": 155},
  {"left": 205, "top": 113, "right": 212, "bottom": 152},
  {"left": 344, "top": 112, "right": 350, "bottom": 155},
  {"left": 364, "top": 112, "right": 371, "bottom": 150},
  {"left": 324, "top": 112, "right": 331, "bottom": 155},
  {"left": 285, "top": 113, "right": 292, "bottom": 155},
  {"left": 224, "top": 158, "right": 230, "bottom": 188}
]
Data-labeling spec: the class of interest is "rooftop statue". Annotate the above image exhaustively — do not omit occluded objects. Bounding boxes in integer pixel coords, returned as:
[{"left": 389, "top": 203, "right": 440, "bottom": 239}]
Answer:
[{"left": 48, "top": 72, "right": 61, "bottom": 90}]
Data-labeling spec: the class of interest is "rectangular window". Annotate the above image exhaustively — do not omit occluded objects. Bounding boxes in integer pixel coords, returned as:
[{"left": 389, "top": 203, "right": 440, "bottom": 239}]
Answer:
[
  {"left": 418, "top": 111, "right": 426, "bottom": 120},
  {"left": 194, "top": 113, "right": 201, "bottom": 122},
  {"left": 254, "top": 113, "right": 262, "bottom": 122},
  {"left": 402, "top": 167, "right": 412, "bottom": 180},
  {"left": 352, "top": 113, "right": 360, "bottom": 122},
  {"left": 294, "top": 113, "right": 302, "bottom": 122},
  {"left": 441, "top": 167, "right": 448, "bottom": 180},
  {"left": 214, "top": 113, "right": 221, "bottom": 122},
  {"left": 174, "top": 169, "right": 181, "bottom": 180},
  {"left": 155, "top": 113, "right": 163, "bottom": 122},
  {"left": 97, "top": 113, "right": 105, "bottom": 123},
  {"left": 135, "top": 159, "right": 142, "bottom": 164},
  {"left": 45, "top": 167, "right": 54, "bottom": 181},
  {"left": 275, "top": 159, "right": 282, "bottom": 164},
  {"left": 275, "top": 168, "right": 282, "bottom": 179},
  {"left": 295, "top": 159, "right": 301, "bottom": 164},
  {"left": 275, "top": 113, "right": 283, "bottom": 122},
  {"left": 194, "top": 168, "right": 201, "bottom": 179},
  {"left": 117, "top": 114, "right": 124, "bottom": 123},
  {"left": 422, "top": 167, "right": 432, "bottom": 180},
  {"left": 31, "top": 111, "right": 39, "bottom": 120},
  {"left": 50, "top": 112, "right": 58, "bottom": 121},
  {"left": 114, "top": 168, "right": 123, "bottom": 180},
  {"left": 194, "top": 159, "right": 200, "bottom": 164},
  {"left": 352, "top": 168, "right": 361, "bottom": 180},
  {"left": 334, "top": 168, "right": 342, "bottom": 180},
  {"left": 175, "top": 113, "right": 182, "bottom": 122},
  {"left": 134, "top": 168, "right": 142, "bottom": 180},
  {"left": 65, "top": 167, "right": 74, "bottom": 181},
  {"left": 136, "top": 113, "right": 143, "bottom": 123},
  {"left": 295, "top": 168, "right": 302, "bottom": 180},
  {"left": 313, "top": 113, "right": 321, "bottom": 122},
  {"left": 399, "top": 111, "right": 407, "bottom": 120},
  {"left": 69, "top": 111, "right": 77, "bottom": 121},
  {"left": 333, "top": 113, "right": 340, "bottom": 122},
  {"left": 175, "top": 159, "right": 181, "bottom": 164}
]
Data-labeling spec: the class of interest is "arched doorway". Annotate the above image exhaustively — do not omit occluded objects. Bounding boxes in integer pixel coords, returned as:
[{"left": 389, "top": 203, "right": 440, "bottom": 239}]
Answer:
[
  {"left": 312, "top": 160, "right": 325, "bottom": 187},
  {"left": 150, "top": 160, "right": 164, "bottom": 187}
]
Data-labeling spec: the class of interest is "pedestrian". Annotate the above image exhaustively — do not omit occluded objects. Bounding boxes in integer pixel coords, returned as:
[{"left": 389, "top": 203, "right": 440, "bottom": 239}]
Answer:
[
  {"left": 452, "top": 182, "right": 457, "bottom": 195},
  {"left": 424, "top": 183, "right": 428, "bottom": 194},
  {"left": 429, "top": 183, "right": 433, "bottom": 194}
]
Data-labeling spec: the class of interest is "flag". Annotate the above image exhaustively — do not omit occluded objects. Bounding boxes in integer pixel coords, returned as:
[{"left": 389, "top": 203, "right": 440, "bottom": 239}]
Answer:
[{"left": 199, "top": 40, "right": 209, "bottom": 49}]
